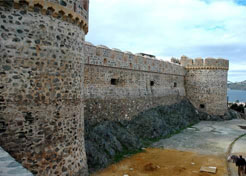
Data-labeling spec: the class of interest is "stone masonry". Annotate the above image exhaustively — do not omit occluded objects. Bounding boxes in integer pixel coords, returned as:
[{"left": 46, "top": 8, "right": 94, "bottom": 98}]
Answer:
[
  {"left": 0, "top": 0, "right": 229, "bottom": 175},
  {"left": 0, "top": 0, "right": 89, "bottom": 175},
  {"left": 181, "top": 56, "right": 229, "bottom": 115},
  {"left": 84, "top": 42, "right": 186, "bottom": 124},
  {"left": 83, "top": 42, "right": 229, "bottom": 123}
]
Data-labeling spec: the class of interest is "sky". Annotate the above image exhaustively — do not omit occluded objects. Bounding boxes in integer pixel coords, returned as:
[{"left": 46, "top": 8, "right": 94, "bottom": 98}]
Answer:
[{"left": 86, "top": 0, "right": 246, "bottom": 82}]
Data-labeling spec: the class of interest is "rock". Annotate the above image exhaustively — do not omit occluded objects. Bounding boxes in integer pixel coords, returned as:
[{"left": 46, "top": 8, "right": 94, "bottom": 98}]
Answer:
[
  {"left": 85, "top": 99, "right": 232, "bottom": 173},
  {"left": 144, "top": 163, "right": 158, "bottom": 171},
  {"left": 200, "top": 166, "right": 217, "bottom": 174}
]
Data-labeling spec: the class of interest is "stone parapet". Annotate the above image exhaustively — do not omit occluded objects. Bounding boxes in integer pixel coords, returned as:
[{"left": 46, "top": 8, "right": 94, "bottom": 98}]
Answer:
[
  {"left": 84, "top": 42, "right": 186, "bottom": 76},
  {"left": 180, "top": 56, "right": 229, "bottom": 70},
  {"left": 1, "top": 0, "right": 88, "bottom": 33}
]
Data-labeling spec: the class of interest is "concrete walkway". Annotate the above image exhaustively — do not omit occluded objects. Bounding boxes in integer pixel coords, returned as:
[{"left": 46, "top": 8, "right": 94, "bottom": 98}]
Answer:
[
  {"left": 152, "top": 119, "right": 246, "bottom": 176},
  {"left": 0, "top": 147, "right": 33, "bottom": 176},
  {"left": 229, "top": 134, "right": 246, "bottom": 176}
]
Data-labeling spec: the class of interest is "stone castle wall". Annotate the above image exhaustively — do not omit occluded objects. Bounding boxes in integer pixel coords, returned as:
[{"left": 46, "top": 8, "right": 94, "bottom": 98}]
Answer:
[
  {"left": 0, "top": 0, "right": 230, "bottom": 175},
  {"left": 181, "top": 56, "right": 229, "bottom": 115},
  {"left": 83, "top": 42, "right": 186, "bottom": 123},
  {"left": 0, "top": 0, "right": 88, "bottom": 175}
]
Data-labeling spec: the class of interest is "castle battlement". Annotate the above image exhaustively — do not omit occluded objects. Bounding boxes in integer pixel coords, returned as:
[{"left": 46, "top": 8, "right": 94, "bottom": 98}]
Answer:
[
  {"left": 11, "top": 0, "right": 88, "bottom": 33},
  {"left": 180, "top": 56, "right": 229, "bottom": 70},
  {"left": 84, "top": 42, "right": 186, "bottom": 76},
  {"left": 0, "top": 0, "right": 230, "bottom": 175}
]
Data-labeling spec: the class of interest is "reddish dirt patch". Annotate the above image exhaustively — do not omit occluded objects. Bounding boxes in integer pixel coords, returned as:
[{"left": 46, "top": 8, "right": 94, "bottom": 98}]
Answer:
[{"left": 93, "top": 148, "right": 227, "bottom": 176}]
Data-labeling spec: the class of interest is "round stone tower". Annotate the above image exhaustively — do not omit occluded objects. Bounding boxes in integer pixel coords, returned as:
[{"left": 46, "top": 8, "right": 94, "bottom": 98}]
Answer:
[
  {"left": 181, "top": 56, "right": 229, "bottom": 116},
  {"left": 0, "top": 0, "right": 89, "bottom": 175}
]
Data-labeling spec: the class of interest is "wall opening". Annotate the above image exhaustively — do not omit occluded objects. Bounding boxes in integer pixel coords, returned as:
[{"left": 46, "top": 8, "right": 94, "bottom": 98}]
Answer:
[
  {"left": 103, "top": 58, "right": 107, "bottom": 64},
  {"left": 200, "top": 104, "right": 205, "bottom": 109},
  {"left": 150, "top": 81, "right": 155, "bottom": 86},
  {"left": 111, "top": 79, "right": 118, "bottom": 85},
  {"left": 129, "top": 63, "right": 132, "bottom": 69},
  {"left": 174, "top": 82, "right": 177, "bottom": 88}
]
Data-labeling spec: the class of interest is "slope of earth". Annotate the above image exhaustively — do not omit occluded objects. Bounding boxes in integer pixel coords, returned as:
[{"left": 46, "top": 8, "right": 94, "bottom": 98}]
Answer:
[
  {"left": 94, "top": 148, "right": 227, "bottom": 176},
  {"left": 93, "top": 119, "right": 246, "bottom": 176}
]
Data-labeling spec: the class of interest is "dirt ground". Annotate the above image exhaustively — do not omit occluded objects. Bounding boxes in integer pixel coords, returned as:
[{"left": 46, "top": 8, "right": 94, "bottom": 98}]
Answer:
[{"left": 93, "top": 148, "right": 227, "bottom": 176}]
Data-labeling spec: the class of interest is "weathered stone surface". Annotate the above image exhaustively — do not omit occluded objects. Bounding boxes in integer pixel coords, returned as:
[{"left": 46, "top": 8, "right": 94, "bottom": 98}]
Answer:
[
  {"left": 185, "top": 69, "right": 228, "bottom": 116},
  {"left": 85, "top": 99, "right": 204, "bottom": 173},
  {"left": 0, "top": 1, "right": 88, "bottom": 175},
  {"left": 0, "top": 0, "right": 229, "bottom": 175}
]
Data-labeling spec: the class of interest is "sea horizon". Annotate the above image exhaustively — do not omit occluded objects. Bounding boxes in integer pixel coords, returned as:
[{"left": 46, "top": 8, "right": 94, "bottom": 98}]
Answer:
[{"left": 227, "top": 89, "right": 246, "bottom": 103}]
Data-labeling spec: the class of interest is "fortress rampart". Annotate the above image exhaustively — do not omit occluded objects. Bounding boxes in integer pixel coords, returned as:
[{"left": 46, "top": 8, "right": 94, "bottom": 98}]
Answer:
[
  {"left": 84, "top": 42, "right": 186, "bottom": 124},
  {"left": 0, "top": 0, "right": 229, "bottom": 175},
  {"left": 180, "top": 56, "right": 229, "bottom": 115}
]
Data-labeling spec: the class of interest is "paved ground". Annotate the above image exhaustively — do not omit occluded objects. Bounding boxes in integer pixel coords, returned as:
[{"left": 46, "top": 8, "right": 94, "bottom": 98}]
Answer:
[
  {"left": 230, "top": 134, "right": 246, "bottom": 176},
  {"left": 95, "top": 119, "right": 246, "bottom": 176},
  {"left": 0, "top": 147, "right": 33, "bottom": 176},
  {"left": 1, "top": 119, "right": 245, "bottom": 176},
  {"left": 152, "top": 119, "right": 246, "bottom": 176}
]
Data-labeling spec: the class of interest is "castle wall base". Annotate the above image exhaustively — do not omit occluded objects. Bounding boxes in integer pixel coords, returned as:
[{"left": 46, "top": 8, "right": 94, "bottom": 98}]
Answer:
[{"left": 85, "top": 96, "right": 185, "bottom": 124}]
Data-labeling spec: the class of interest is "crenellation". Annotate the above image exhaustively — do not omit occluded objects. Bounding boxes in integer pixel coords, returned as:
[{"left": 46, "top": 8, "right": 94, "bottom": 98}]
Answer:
[
  {"left": 0, "top": 0, "right": 89, "bottom": 175},
  {"left": 180, "top": 57, "right": 229, "bottom": 70},
  {"left": 9, "top": 0, "right": 89, "bottom": 33},
  {"left": 204, "top": 57, "right": 217, "bottom": 66},
  {"left": 194, "top": 58, "right": 203, "bottom": 66},
  {"left": 84, "top": 43, "right": 186, "bottom": 76},
  {"left": 0, "top": 0, "right": 229, "bottom": 175}
]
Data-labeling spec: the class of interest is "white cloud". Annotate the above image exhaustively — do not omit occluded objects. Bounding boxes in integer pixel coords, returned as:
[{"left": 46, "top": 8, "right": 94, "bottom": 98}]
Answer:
[{"left": 86, "top": 0, "right": 246, "bottom": 82}]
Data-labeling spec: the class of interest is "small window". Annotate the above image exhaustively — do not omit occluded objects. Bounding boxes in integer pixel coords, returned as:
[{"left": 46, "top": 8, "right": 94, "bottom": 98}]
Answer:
[
  {"left": 174, "top": 82, "right": 177, "bottom": 88},
  {"left": 103, "top": 58, "right": 107, "bottom": 64},
  {"left": 200, "top": 104, "right": 205, "bottom": 109},
  {"left": 111, "top": 79, "right": 118, "bottom": 85},
  {"left": 150, "top": 81, "right": 155, "bottom": 86},
  {"left": 129, "top": 63, "right": 132, "bottom": 69}
]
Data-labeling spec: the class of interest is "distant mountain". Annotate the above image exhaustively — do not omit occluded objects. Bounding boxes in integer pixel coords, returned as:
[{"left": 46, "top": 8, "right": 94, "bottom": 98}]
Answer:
[{"left": 228, "top": 80, "right": 246, "bottom": 90}]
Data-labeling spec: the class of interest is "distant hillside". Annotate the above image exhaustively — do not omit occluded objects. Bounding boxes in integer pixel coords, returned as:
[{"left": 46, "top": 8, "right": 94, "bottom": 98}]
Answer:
[{"left": 228, "top": 80, "right": 246, "bottom": 90}]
